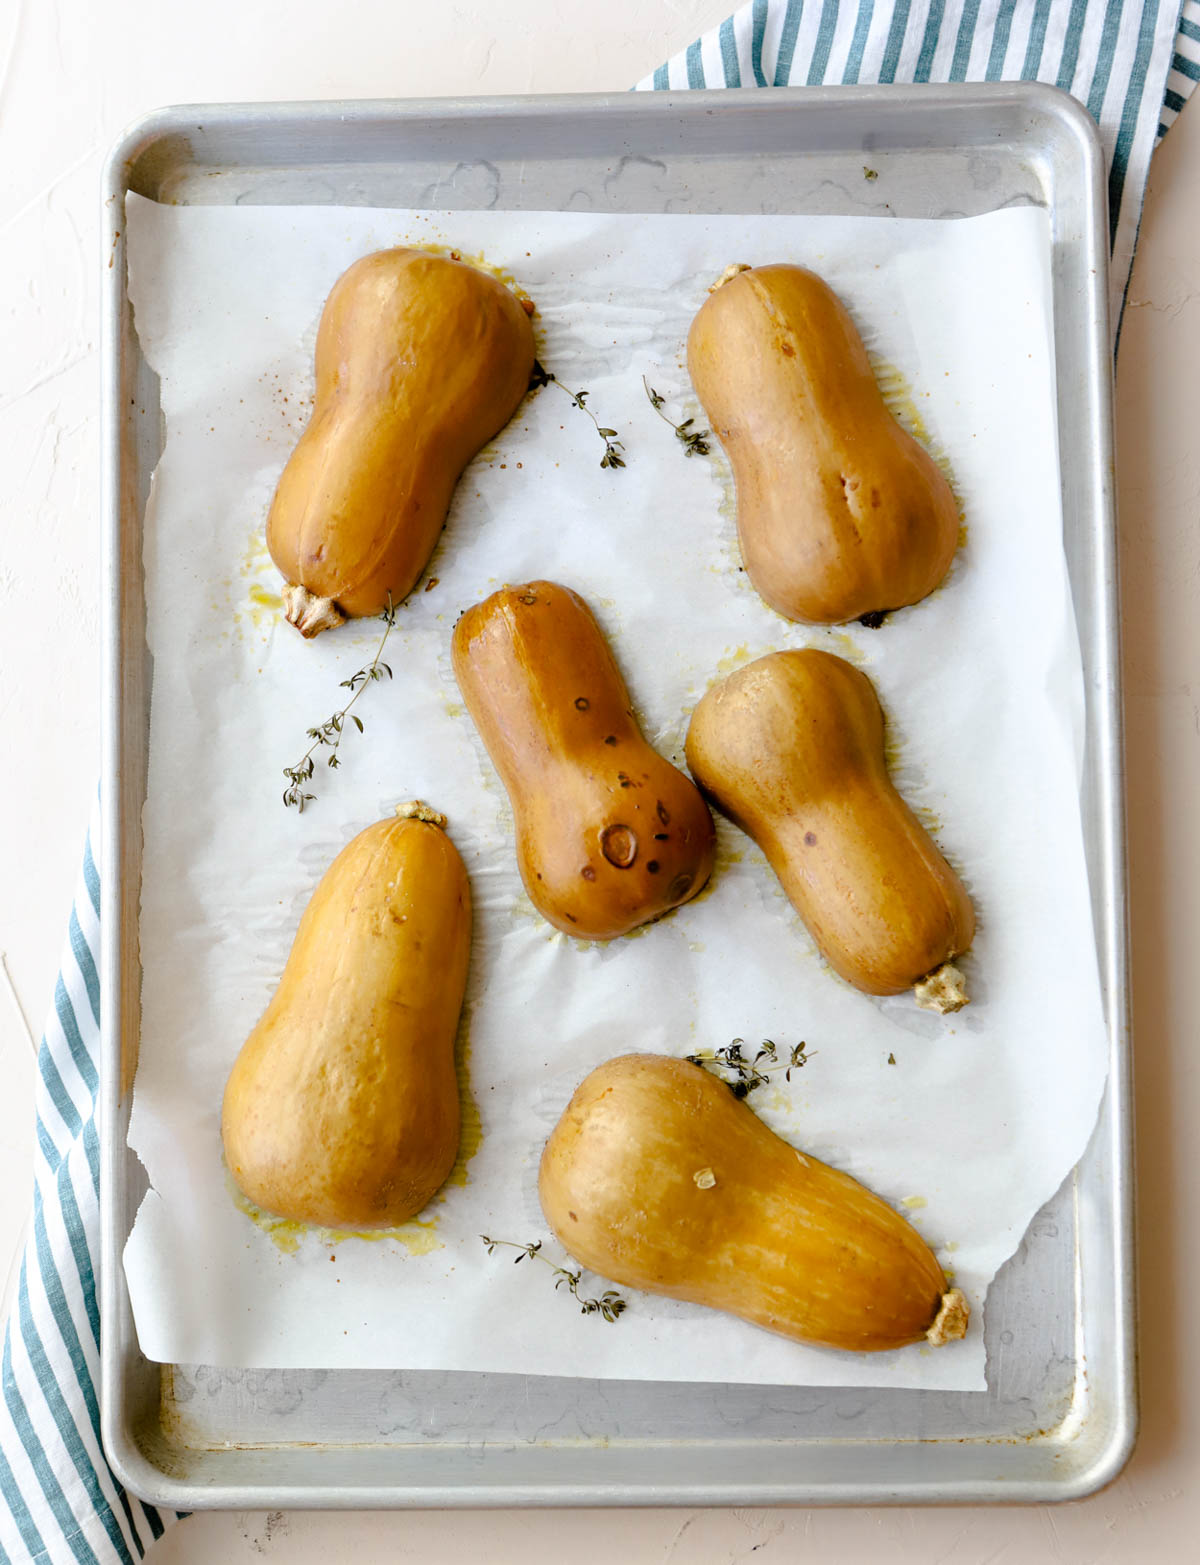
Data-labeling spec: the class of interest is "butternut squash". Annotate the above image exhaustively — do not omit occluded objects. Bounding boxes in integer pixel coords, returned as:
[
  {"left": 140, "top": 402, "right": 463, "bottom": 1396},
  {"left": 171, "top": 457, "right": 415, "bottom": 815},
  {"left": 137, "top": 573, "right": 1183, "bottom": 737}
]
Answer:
[
  {"left": 221, "top": 801, "right": 471, "bottom": 1228},
  {"left": 685, "top": 649, "right": 974, "bottom": 1007},
  {"left": 451, "top": 581, "right": 714, "bottom": 940},
  {"left": 268, "top": 248, "right": 535, "bottom": 637},
  {"left": 687, "top": 263, "right": 959, "bottom": 624},
  {"left": 540, "top": 1053, "right": 968, "bottom": 1354}
]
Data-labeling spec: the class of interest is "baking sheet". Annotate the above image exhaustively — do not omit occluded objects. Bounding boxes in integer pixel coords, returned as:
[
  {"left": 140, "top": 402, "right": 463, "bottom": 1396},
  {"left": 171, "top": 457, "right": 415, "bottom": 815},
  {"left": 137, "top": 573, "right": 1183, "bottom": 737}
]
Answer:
[{"left": 121, "top": 194, "right": 1107, "bottom": 1391}]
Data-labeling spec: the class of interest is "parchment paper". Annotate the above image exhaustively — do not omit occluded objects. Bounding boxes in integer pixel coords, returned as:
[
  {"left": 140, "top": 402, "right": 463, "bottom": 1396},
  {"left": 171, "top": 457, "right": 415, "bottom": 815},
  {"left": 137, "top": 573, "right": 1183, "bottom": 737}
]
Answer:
[{"left": 123, "top": 194, "right": 1107, "bottom": 1391}]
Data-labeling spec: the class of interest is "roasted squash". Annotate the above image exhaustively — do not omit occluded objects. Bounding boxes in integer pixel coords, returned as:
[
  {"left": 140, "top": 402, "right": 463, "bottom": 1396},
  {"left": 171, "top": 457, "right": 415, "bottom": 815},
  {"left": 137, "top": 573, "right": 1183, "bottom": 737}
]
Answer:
[
  {"left": 685, "top": 649, "right": 974, "bottom": 1008},
  {"left": 451, "top": 581, "right": 715, "bottom": 940},
  {"left": 687, "top": 263, "right": 959, "bottom": 624},
  {"left": 268, "top": 248, "right": 535, "bottom": 637},
  {"left": 540, "top": 1053, "right": 968, "bottom": 1353},
  {"left": 221, "top": 802, "right": 471, "bottom": 1228}
]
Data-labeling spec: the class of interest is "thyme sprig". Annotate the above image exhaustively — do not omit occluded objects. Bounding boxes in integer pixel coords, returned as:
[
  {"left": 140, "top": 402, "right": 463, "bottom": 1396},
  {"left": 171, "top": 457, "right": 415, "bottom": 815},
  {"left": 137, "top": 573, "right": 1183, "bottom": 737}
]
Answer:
[
  {"left": 282, "top": 594, "right": 397, "bottom": 811},
  {"left": 480, "top": 1236, "right": 627, "bottom": 1322},
  {"left": 530, "top": 360, "right": 626, "bottom": 470},
  {"left": 642, "top": 377, "right": 711, "bottom": 458},
  {"left": 685, "top": 1038, "right": 815, "bottom": 1100}
]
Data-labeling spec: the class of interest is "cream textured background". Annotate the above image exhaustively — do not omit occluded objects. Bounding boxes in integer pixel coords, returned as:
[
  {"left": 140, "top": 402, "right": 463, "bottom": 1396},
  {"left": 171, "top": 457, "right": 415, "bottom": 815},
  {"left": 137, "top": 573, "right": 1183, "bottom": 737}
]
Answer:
[{"left": 0, "top": 1, "right": 1196, "bottom": 1558}]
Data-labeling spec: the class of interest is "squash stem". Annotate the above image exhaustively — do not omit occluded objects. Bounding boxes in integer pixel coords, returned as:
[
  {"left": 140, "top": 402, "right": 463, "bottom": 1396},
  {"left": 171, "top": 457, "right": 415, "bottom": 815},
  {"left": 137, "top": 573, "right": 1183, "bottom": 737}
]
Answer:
[
  {"left": 913, "top": 962, "right": 968, "bottom": 1014},
  {"left": 708, "top": 262, "right": 752, "bottom": 293},
  {"left": 282, "top": 583, "right": 347, "bottom": 638},
  {"left": 926, "top": 1287, "right": 969, "bottom": 1346},
  {"left": 395, "top": 801, "right": 447, "bottom": 829}
]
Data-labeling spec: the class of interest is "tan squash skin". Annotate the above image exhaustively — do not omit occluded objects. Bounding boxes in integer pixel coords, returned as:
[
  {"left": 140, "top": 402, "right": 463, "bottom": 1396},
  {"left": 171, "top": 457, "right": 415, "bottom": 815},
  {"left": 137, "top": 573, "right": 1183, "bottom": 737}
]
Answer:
[
  {"left": 451, "top": 581, "right": 715, "bottom": 940},
  {"left": 540, "top": 1054, "right": 968, "bottom": 1354},
  {"left": 685, "top": 649, "right": 974, "bottom": 1003},
  {"left": 687, "top": 264, "right": 960, "bottom": 625},
  {"left": 267, "top": 248, "right": 536, "bottom": 637},
  {"left": 221, "top": 803, "right": 471, "bottom": 1229}
]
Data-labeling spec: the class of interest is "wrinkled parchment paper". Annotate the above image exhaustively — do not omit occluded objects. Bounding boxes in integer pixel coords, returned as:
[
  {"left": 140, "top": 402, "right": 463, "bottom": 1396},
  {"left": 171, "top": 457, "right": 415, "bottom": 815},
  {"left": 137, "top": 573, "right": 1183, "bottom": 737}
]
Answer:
[{"left": 123, "top": 195, "right": 1107, "bottom": 1390}]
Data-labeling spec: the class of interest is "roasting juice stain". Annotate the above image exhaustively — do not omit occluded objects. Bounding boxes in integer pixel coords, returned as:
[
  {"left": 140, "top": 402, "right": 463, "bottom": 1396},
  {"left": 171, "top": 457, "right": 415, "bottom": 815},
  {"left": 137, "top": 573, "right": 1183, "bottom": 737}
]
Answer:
[
  {"left": 881, "top": 716, "right": 943, "bottom": 837},
  {"left": 715, "top": 643, "right": 752, "bottom": 676},
  {"left": 235, "top": 527, "right": 282, "bottom": 634},
  {"left": 820, "top": 629, "right": 865, "bottom": 666},
  {"left": 871, "top": 356, "right": 967, "bottom": 538},
  {"left": 444, "top": 1011, "right": 482, "bottom": 1188},
  {"left": 227, "top": 1174, "right": 444, "bottom": 1259},
  {"left": 708, "top": 456, "right": 747, "bottom": 580}
]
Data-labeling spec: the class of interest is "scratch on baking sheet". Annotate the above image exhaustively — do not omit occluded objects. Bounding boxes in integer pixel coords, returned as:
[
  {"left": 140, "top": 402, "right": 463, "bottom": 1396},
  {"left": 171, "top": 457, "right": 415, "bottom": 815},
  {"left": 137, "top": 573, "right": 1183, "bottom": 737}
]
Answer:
[
  {"left": 1040, "top": 1504, "right": 1066, "bottom": 1558},
  {"left": 931, "top": 1526, "right": 975, "bottom": 1565},
  {"left": 731, "top": 1512, "right": 786, "bottom": 1558},
  {"left": 662, "top": 1512, "right": 703, "bottom": 1562},
  {"left": 1, "top": 952, "right": 38, "bottom": 1055}
]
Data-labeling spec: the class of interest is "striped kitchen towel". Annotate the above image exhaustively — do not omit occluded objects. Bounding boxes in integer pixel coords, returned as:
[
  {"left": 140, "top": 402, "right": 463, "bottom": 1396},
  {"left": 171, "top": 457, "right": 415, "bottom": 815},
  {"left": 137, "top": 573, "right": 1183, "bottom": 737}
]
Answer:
[
  {"left": 636, "top": 0, "right": 1198, "bottom": 332},
  {"left": 0, "top": 798, "right": 181, "bottom": 1563},
  {"left": 0, "top": 5, "right": 1194, "bottom": 1560},
  {"left": 1162, "top": 0, "right": 1200, "bottom": 136}
]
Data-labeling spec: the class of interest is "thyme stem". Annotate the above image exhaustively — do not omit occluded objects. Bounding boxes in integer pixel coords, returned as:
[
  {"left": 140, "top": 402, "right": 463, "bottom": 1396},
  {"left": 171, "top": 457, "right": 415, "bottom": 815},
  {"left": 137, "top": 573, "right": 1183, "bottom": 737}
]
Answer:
[
  {"left": 282, "top": 594, "right": 397, "bottom": 811},
  {"left": 642, "top": 376, "right": 711, "bottom": 458},
  {"left": 685, "top": 1038, "right": 815, "bottom": 1099},
  {"left": 480, "top": 1235, "right": 627, "bottom": 1322},
  {"left": 530, "top": 360, "right": 626, "bottom": 470}
]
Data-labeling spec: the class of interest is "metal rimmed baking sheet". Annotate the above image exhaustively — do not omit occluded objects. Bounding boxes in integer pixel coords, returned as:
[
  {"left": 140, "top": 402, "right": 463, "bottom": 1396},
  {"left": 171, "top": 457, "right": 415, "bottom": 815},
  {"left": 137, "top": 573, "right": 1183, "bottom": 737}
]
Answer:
[{"left": 100, "top": 83, "right": 1133, "bottom": 1508}]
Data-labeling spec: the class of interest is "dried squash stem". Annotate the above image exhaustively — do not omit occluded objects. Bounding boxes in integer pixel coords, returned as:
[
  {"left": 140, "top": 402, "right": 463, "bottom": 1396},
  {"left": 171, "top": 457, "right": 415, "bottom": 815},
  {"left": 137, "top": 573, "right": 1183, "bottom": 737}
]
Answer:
[
  {"left": 926, "top": 1287, "right": 969, "bottom": 1346},
  {"left": 708, "top": 261, "right": 753, "bottom": 293},
  {"left": 394, "top": 800, "right": 448, "bottom": 829},
  {"left": 913, "top": 962, "right": 969, "bottom": 1014},
  {"left": 282, "top": 583, "right": 346, "bottom": 638}
]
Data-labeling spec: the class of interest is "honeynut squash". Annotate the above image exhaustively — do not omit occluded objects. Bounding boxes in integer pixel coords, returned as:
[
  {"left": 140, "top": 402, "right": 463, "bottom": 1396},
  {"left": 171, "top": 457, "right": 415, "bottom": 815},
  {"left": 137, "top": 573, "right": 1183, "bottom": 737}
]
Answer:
[
  {"left": 452, "top": 581, "right": 715, "bottom": 941},
  {"left": 222, "top": 803, "right": 471, "bottom": 1229},
  {"left": 268, "top": 247, "right": 536, "bottom": 637},
  {"left": 685, "top": 649, "right": 974, "bottom": 1010},
  {"left": 688, "top": 262, "right": 960, "bottom": 625},
  {"left": 540, "top": 1054, "right": 969, "bottom": 1354}
]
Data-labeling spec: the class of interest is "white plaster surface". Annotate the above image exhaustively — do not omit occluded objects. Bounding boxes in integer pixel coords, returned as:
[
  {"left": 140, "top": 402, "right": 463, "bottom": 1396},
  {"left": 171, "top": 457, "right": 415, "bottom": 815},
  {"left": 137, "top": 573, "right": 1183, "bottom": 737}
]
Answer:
[{"left": 0, "top": 0, "right": 1197, "bottom": 1557}]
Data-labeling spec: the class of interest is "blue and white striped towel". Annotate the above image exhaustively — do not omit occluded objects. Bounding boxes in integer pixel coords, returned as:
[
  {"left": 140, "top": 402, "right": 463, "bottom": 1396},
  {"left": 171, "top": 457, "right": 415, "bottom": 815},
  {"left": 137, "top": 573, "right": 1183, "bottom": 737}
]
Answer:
[
  {"left": 636, "top": 0, "right": 1199, "bottom": 329},
  {"left": 1, "top": 800, "right": 179, "bottom": 1563},
  {"left": 2, "top": 5, "right": 1194, "bottom": 1559}
]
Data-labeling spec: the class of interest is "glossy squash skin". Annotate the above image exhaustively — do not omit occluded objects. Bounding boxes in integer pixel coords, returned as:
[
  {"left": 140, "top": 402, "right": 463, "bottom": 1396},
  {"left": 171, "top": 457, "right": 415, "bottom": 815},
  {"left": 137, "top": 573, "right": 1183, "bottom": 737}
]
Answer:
[
  {"left": 685, "top": 649, "right": 974, "bottom": 1003},
  {"left": 268, "top": 248, "right": 536, "bottom": 637},
  {"left": 540, "top": 1054, "right": 968, "bottom": 1354},
  {"left": 221, "top": 804, "right": 471, "bottom": 1228},
  {"left": 687, "top": 264, "right": 960, "bottom": 625},
  {"left": 451, "top": 581, "right": 715, "bottom": 940}
]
